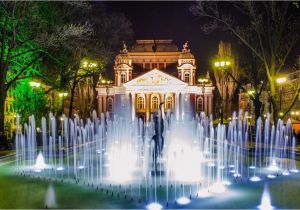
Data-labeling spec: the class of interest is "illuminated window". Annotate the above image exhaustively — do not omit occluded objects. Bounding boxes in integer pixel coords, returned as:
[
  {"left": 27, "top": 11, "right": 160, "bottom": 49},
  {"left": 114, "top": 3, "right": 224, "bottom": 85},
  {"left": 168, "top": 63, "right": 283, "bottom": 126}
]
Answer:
[
  {"left": 107, "top": 98, "right": 113, "bottom": 112},
  {"left": 165, "top": 96, "right": 173, "bottom": 110},
  {"left": 151, "top": 96, "right": 159, "bottom": 110},
  {"left": 137, "top": 96, "right": 145, "bottom": 110},
  {"left": 197, "top": 97, "right": 203, "bottom": 112},
  {"left": 121, "top": 73, "right": 126, "bottom": 83},
  {"left": 184, "top": 73, "right": 190, "bottom": 83}
]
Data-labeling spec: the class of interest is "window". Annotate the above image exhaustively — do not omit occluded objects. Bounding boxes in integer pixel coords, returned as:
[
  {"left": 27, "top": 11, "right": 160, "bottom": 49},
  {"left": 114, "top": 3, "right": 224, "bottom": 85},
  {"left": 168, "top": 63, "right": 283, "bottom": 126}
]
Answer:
[
  {"left": 137, "top": 96, "right": 145, "bottom": 110},
  {"left": 151, "top": 96, "right": 159, "bottom": 110},
  {"left": 184, "top": 73, "right": 190, "bottom": 83},
  {"left": 197, "top": 97, "right": 203, "bottom": 112},
  {"left": 165, "top": 96, "right": 173, "bottom": 110},
  {"left": 107, "top": 98, "right": 113, "bottom": 112},
  {"left": 145, "top": 63, "right": 151, "bottom": 70},
  {"left": 121, "top": 73, "right": 126, "bottom": 84},
  {"left": 158, "top": 63, "right": 165, "bottom": 70}
]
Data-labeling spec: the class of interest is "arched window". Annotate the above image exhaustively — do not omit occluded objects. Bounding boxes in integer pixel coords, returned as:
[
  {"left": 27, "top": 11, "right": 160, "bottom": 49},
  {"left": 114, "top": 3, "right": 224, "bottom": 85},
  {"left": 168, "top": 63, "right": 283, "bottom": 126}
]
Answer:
[
  {"left": 137, "top": 96, "right": 145, "bottom": 110},
  {"left": 121, "top": 73, "right": 126, "bottom": 84},
  {"left": 151, "top": 96, "right": 159, "bottom": 110},
  {"left": 107, "top": 98, "right": 113, "bottom": 112},
  {"left": 184, "top": 72, "right": 190, "bottom": 83},
  {"left": 197, "top": 97, "right": 203, "bottom": 112},
  {"left": 165, "top": 96, "right": 173, "bottom": 110}
]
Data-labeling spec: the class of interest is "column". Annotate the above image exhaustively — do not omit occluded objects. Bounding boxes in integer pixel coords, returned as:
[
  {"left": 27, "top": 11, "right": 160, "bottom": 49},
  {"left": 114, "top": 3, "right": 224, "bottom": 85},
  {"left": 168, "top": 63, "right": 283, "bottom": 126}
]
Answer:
[
  {"left": 117, "top": 71, "right": 121, "bottom": 86},
  {"left": 131, "top": 93, "right": 136, "bottom": 121},
  {"left": 204, "top": 95, "right": 208, "bottom": 114},
  {"left": 98, "top": 95, "right": 103, "bottom": 114},
  {"left": 103, "top": 96, "right": 107, "bottom": 113},
  {"left": 160, "top": 93, "right": 165, "bottom": 113},
  {"left": 145, "top": 93, "right": 151, "bottom": 121},
  {"left": 175, "top": 92, "right": 180, "bottom": 121}
]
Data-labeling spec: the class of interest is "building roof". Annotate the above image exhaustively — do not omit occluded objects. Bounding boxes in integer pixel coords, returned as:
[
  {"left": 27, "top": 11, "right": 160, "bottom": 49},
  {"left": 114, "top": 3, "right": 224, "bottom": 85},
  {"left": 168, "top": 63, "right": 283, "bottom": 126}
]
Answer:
[{"left": 130, "top": 40, "right": 179, "bottom": 52}]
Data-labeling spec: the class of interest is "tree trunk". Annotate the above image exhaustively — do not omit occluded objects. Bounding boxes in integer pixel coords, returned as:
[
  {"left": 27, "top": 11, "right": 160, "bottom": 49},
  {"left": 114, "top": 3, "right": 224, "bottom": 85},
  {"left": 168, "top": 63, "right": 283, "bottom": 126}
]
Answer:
[
  {"left": 68, "top": 80, "right": 77, "bottom": 118},
  {"left": 0, "top": 85, "right": 7, "bottom": 144},
  {"left": 253, "top": 96, "right": 262, "bottom": 122}
]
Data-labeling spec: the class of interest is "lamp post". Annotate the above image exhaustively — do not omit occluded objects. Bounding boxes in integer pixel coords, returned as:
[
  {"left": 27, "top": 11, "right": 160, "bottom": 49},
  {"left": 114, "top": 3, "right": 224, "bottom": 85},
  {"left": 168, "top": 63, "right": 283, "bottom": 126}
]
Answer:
[
  {"left": 198, "top": 78, "right": 209, "bottom": 112},
  {"left": 276, "top": 77, "right": 286, "bottom": 113},
  {"left": 214, "top": 59, "right": 231, "bottom": 124},
  {"left": 29, "top": 81, "right": 41, "bottom": 117},
  {"left": 59, "top": 92, "right": 68, "bottom": 114}
]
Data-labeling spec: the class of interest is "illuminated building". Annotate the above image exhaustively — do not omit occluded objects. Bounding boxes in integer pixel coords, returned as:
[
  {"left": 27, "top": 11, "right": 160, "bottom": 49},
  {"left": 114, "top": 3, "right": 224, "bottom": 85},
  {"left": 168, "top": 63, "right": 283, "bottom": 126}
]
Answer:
[{"left": 96, "top": 40, "right": 214, "bottom": 120}]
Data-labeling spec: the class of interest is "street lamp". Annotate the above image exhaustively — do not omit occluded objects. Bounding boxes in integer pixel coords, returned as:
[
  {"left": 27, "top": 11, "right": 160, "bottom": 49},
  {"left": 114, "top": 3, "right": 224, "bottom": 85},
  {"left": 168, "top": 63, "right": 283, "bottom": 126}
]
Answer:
[
  {"left": 214, "top": 59, "right": 231, "bottom": 124},
  {"left": 198, "top": 78, "right": 209, "bottom": 112},
  {"left": 30, "top": 81, "right": 41, "bottom": 117},
  {"left": 276, "top": 76, "right": 286, "bottom": 112},
  {"left": 59, "top": 92, "right": 68, "bottom": 114}
]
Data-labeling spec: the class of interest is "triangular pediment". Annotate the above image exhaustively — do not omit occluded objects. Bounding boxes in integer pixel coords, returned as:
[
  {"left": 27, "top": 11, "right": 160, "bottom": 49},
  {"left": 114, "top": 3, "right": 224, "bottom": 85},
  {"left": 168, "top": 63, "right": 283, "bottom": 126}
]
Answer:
[{"left": 124, "top": 69, "right": 187, "bottom": 87}]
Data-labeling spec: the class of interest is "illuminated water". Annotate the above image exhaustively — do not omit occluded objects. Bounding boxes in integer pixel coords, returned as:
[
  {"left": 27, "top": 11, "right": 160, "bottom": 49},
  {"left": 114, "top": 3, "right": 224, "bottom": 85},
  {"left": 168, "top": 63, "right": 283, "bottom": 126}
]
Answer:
[{"left": 14, "top": 95, "right": 298, "bottom": 208}]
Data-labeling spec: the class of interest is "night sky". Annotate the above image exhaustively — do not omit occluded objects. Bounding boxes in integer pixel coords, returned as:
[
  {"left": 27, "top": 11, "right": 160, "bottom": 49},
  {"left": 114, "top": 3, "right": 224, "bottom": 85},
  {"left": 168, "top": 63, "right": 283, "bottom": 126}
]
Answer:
[{"left": 104, "top": 1, "right": 234, "bottom": 75}]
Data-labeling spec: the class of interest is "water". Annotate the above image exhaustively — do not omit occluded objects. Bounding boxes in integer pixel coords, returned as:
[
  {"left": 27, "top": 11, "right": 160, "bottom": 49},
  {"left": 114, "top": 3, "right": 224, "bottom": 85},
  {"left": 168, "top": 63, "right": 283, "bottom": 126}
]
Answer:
[
  {"left": 45, "top": 184, "right": 56, "bottom": 208},
  {"left": 14, "top": 95, "right": 298, "bottom": 208}
]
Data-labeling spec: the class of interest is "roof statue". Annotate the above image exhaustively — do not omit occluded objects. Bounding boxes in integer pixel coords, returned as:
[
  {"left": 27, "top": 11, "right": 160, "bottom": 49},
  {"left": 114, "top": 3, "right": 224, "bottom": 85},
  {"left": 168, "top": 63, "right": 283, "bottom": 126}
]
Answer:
[
  {"left": 120, "top": 41, "right": 128, "bottom": 54},
  {"left": 182, "top": 41, "right": 190, "bottom": 53}
]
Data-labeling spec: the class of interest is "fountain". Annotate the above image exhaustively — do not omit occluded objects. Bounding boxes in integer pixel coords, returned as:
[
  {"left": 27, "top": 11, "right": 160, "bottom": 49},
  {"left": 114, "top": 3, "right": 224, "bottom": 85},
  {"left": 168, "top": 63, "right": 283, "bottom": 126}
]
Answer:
[
  {"left": 14, "top": 94, "right": 298, "bottom": 208},
  {"left": 45, "top": 184, "right": 56, "bottom": 208},
  {"left": 258, "top": 183, "right": 273, "bottom": 210}
]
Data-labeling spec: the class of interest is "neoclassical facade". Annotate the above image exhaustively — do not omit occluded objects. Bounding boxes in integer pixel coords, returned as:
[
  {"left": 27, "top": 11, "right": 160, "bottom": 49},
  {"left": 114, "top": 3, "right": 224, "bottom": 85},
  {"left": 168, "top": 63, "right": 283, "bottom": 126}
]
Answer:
[{"left": 96, "top": 40, "right": 214, "bottom": 120}]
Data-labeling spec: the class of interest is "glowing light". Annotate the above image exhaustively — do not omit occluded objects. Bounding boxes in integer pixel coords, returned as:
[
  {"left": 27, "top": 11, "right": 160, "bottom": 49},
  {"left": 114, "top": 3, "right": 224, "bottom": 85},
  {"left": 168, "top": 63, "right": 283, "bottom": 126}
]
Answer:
[
  {"left": 247, "top": 90, "right": 255, "bottom": 95},
  {"left": 268, "top": 161, "right": 280, "bottom": 171},
  {"left": 233, "top": 173, "right": 241, "bottom": 178},
  {"left": 198, "top": 78, "right": 209, "bottom": 83},
  {"left": 290, "top": 169, "right": 299, "bottom": 173},
  {"left": 220, "top": 61, "right": 225, "bottom": 67},
  {"left": 59, "top": 92, "right": 68, "bottom": 97},
  {"left": 250, "top": 176, "right": 261, "bottom": 182},
  {"left": 146, "top": 202, "right": 162, "bottom": 210},
  {"left": 267, "top": 175, "right": 276, "bottom": 179},
  {"left": 78, "top": 165, "right": 85, "bottom": 169},
  {"left": 210, "top": 182, "right": 226, "bottom": 194},
  {"left": 276, "top": 77, "right": 287, "bottom": 84},
  {"left": 197, "top": 188, "right": 211, "bottom": 198},
  {"left": 229, "top": 164, "right": 235, "bottom": 168},
  {"left": 282, "top": 171, "right": 290, "bottom": 176},
  {"left": 258, "top": 184, "right": 273, "bottom": 210},
  {"left": 177, "top": 196, "right": 191, "bottom": 205},
  {"left": 249, "top": 166, "right": 256, "bottom": 169},
  {"left": 56, "top": 167, "right": 64, "bottom": 171},
  {"left": 30, "top": 81, "right": 41, "bottom": 88},
  {"left": 214, "top": 62, "right": 220, "bottom": 67},
  {"left": 34, "top": 152, "right": 47, "bottom": 172}
]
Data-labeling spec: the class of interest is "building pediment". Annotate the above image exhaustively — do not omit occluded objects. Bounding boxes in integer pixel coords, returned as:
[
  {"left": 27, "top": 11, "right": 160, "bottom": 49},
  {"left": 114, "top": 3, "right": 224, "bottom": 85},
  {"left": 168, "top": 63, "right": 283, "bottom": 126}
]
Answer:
[{"left": 123, "top": 69, "right": 187, "bottom": 87}]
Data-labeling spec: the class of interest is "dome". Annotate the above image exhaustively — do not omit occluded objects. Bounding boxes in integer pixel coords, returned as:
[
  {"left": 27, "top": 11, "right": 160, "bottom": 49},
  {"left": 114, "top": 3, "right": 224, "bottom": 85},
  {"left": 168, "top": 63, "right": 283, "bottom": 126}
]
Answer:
[
  {"left": 115, "top": 52, "right": 131, "bottom": 65},
  {"left": 179, "top": 51, "right": 195, "bottom": 59}
]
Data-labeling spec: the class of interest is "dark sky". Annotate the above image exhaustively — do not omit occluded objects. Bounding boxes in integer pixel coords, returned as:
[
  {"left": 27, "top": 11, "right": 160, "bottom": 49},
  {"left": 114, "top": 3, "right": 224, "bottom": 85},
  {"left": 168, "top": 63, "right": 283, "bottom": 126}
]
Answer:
[{"left": 104, "top": 1, "right": 233, "bottom": 75}]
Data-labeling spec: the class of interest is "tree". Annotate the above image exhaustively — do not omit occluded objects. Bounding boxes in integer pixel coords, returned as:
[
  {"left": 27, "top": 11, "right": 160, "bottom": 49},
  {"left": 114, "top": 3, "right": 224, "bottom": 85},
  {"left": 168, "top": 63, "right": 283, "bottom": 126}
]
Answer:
[
  {"left": 0, "top": 2, "right": 92, "bottom": 142},
  {"left": 213, "top": 41, "right": 239, "bottom": 120},
  {"left": 191, "top": 1, "right": 300, "bottom": 121}
]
